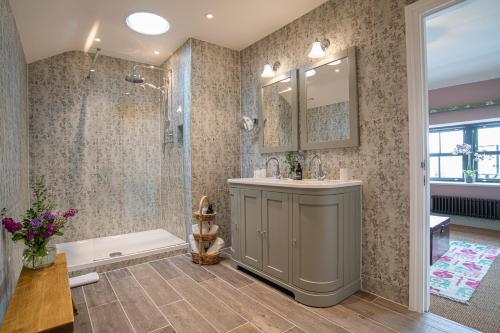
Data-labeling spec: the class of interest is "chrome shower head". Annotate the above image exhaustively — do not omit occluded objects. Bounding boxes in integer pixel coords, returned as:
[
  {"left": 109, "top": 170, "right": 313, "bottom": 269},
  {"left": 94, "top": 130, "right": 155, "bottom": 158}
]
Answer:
[{"left": 125, "top": 73, "right": 144, "bottom": 84}]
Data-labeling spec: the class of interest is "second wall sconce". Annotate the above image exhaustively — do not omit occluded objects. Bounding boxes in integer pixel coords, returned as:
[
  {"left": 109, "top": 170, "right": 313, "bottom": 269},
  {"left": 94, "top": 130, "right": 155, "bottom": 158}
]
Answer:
[
  {"left": 308, "top": 39, "right": 330, "bottom": 59},
  {"left": 261, "top": 61, "right": 281, "bottom": 78}
]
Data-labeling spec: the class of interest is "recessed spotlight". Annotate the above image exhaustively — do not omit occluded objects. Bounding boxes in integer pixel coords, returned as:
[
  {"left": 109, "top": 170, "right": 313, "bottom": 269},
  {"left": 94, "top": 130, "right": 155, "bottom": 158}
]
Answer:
[
  {"left": 205, "top": 13, "right": 214, "bottom": 19},
  {"left": 335, "top": 69, "right": 340, "bottom": 72},
  {"left": 89, "top": 69, "right": 95, "bottom": 72},
  {"left": 126, "top": 12, "right": 170, "bottom": 35},
  {"left": 154, "top": 50, "right": 160, "bottom": 55},
  {"left": 94, "top": 38, "right": 101, "bottom": 42}
]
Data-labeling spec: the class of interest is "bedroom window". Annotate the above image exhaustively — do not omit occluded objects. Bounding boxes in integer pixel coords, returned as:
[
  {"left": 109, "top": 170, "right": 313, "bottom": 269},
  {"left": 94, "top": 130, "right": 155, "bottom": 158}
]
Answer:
[{"left": 429, "top": 121, "right": 500, "bottom": 183}]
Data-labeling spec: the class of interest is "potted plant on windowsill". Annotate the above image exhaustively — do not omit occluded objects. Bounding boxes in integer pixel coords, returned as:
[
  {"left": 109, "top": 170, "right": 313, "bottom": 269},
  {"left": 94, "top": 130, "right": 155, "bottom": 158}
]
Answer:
[
  {"left": 453, "top": 143, "right": 492, "bottom": 183},
  {"left": 1, "top": 177, "right": 78, "bottom": 270}
]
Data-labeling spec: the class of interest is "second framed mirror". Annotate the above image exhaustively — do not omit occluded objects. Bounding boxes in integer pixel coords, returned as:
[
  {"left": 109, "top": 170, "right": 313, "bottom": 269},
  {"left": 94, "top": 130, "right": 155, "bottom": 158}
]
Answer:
[{"left": 299, "top": 46, "right": 358, "bottom": 150}]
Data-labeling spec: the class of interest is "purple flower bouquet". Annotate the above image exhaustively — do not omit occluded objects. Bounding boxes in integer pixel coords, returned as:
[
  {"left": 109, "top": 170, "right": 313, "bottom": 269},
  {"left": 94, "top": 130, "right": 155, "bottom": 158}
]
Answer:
[{"left": 1, "top": 177, "right": 78, "bottom": 269}]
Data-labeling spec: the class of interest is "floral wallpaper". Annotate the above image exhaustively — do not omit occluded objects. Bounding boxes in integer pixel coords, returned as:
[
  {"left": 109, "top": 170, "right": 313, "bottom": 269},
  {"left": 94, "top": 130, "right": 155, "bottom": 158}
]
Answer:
[
  {"left": 240, "top": 0, "right": 415, "bottom": 304},
  {"left": 28, "top": 51, "right": 183, "bottom": 242},
  {"left": 0, "top": 0, "right": 29, "bottom": 321}
]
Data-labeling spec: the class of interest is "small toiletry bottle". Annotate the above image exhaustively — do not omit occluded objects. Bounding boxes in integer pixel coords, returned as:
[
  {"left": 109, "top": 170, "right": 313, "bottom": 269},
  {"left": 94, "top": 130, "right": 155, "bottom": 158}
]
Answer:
[{"left": 295, "top": 163, "right": 303, "bottom": 180}]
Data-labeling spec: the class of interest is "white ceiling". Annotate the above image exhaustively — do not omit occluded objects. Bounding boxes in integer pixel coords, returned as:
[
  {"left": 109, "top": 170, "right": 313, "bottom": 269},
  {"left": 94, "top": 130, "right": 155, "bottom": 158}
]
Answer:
[
  {"left": 9, "top": 0, "right": 327, "bottom": 65},
  {"left": 426, "top": 0, "right": 500, "bottom": 89}
]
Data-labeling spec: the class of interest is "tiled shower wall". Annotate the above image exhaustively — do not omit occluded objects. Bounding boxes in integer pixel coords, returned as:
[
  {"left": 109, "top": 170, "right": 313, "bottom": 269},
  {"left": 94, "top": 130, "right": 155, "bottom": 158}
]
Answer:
[
  {"left": 190, "top": 39, "right": 241, "bottom": 244},
  {"left": 0, "top": 0, "right": 29, "bottom": 320},
  {"left": 28, "top": 51, "right": 183, "bottom": 242},
  {"left": 240, "top": 0, "right": 415, "bottom": 304}
]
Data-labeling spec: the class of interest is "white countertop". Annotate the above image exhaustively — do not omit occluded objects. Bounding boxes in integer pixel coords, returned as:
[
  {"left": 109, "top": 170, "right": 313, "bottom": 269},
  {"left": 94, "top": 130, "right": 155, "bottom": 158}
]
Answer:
[{"left": 228, "top": 178, "right": 362, "bottom": 189}]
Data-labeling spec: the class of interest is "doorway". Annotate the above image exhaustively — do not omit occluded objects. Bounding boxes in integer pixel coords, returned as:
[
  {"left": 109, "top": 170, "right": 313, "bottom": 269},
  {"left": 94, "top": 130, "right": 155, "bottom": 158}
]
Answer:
[{"left": 407, "top": 0, "right": 500, "bottom": 332}]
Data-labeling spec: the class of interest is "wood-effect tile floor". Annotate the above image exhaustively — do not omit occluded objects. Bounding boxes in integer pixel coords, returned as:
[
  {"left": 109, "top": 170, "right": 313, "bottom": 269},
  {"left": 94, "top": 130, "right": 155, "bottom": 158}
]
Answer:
[{"left": 72, "top": 254, "right": 480, "bottom": 333}]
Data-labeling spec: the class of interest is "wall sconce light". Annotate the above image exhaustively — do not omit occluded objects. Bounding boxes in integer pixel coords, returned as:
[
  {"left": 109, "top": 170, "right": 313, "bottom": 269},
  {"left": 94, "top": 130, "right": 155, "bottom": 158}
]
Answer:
[
  {"left": 261, "top": 61, "right": 281, "bottom": 78},
  {"left": 308, "top": 39, "right": 330, "bottom": 59}
]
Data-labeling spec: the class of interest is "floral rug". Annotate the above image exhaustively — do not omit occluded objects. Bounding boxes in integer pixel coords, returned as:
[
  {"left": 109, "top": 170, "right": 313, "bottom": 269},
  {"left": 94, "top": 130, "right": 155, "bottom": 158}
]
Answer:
[{"left": 429, "top": 240, "right": 499, "bottom": 304}]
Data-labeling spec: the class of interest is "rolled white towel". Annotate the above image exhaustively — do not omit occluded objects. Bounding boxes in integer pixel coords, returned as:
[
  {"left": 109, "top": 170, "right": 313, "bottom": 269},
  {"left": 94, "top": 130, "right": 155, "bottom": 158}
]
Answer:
[
  {"left": 189, "top": 234, "right": 199, "bottom": 253},
  {"left": 192, "top": 222, "right": 211, "bottom": 235},
  {"left": 206, "top": 237, "right": 225, "bottom": 255},
  {"left": 209, "top": 224, "right": 219, "bottom": 235},
  {"left": 69, "top": 272, "right": 99, "bottom": 288}
]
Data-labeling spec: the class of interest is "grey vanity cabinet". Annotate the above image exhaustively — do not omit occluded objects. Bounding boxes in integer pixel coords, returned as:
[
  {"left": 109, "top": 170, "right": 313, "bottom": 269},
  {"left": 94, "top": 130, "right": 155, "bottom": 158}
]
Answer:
[
  {"left": 292, "top": 194, "right": 343, "bottom": 293},
  {"left": 262, "top": 191, "right": 290, "bottom": 282},
  {"left": 229, "top": 188, "right": 241, "bottom": 261},
  {"left": 229, "top": 182, "right": 361, "bottom": 307},
  {"left": 239, "top": 189, "right": 262, "bottom": 269}
]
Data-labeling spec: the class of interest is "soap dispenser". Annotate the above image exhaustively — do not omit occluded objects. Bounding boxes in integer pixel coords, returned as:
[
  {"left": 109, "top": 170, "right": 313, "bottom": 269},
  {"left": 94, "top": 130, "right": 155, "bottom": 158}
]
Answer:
[{"left": 295, "top": 162, "right": 303, "bottom": 180}]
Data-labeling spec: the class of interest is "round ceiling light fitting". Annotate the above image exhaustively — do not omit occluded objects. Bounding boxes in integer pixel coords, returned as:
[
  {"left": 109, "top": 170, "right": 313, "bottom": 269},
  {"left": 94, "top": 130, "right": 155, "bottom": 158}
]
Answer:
[{"left": 126, "top": 12, "right": 170, "bottom": 35}]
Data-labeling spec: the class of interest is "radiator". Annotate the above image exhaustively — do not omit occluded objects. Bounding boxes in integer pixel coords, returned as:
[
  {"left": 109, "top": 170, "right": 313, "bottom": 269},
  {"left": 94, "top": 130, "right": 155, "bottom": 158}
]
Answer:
[{"left": 431, "top": 195, "right": 500, "bottom": 220}]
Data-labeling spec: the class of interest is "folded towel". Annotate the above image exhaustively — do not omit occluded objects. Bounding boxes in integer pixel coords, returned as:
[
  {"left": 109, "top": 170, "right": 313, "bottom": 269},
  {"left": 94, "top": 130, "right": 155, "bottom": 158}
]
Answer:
[
  {"left": 206, "top": 237, "right": 225, "bottom": 255},
  {"left": 192, "top": 224, "right": 218, "bottom": 235}
]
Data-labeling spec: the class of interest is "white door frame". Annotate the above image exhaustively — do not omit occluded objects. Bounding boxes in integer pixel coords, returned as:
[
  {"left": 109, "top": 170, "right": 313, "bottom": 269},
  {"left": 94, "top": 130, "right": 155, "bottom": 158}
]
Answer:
[{"left": 405, "top": 0, "right": 465, "bottom": 312}]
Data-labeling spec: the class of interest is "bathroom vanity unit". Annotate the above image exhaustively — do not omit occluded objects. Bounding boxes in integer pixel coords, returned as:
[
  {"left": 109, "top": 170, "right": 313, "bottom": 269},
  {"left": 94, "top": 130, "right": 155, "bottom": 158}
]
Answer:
[{"left": 228, "top": 178, "right": 362, "bottom": 307}]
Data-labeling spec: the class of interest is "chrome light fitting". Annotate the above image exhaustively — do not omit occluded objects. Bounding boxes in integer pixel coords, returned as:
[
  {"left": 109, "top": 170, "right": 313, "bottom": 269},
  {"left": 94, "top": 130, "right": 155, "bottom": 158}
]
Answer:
[
  {"left": 308, "top": 39, "right": 330, "bottom": 59},
  {"left": 261, "top": 61, "right": 281, "bottom": 78}
]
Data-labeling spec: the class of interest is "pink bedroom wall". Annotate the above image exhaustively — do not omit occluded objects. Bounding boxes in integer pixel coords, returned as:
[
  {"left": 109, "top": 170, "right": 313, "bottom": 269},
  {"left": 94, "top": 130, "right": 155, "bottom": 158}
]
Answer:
[
  {"left": 429, "top": 78, "right": 500, "bottom": 200},
  {"left": 429, "top": 77, "right": 500, "bottom": 126}
]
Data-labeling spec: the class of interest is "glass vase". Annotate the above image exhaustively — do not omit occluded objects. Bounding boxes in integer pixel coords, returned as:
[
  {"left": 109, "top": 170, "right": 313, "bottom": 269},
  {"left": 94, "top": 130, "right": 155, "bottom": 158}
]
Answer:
[{"left": 22, "top": 246, "right": 57, "bottom": 270}]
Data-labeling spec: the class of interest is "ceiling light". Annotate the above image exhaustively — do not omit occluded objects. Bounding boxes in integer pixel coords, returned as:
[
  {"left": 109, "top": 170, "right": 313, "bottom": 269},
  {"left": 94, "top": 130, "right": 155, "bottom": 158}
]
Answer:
[
  {"left": 205, "top": 13, "right": 214, "bottom": 19},
  {"left": 94, "top": 38, "right": 101, "bottom": 42},
  {"left": 261, "top": 61, "right": 281, "bottom": 78},
  {"left": 306, "top": 69, "right": 316, "bottom": 77},
  {"left": 89, "top": 69, "right": 95, "bottom": 72},
  {"left": 126, "top": 12, "right": 170, "bottom": 35},
  {"left": 308, "top": 39, "right": 330, "bottom": 59},
  {"left": 335, "top": 69, "right": 340, "bottom": 72},
  {"left": 154, "top": 50, "right": 160, "bottom": 55},
  {"left": 328, "top": 59, "right": 342, "bottom": 66}
]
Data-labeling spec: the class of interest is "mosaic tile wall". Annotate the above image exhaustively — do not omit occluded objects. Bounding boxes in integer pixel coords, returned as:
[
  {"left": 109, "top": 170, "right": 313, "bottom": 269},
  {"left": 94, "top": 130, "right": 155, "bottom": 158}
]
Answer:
[
  {"left": 190, "top": 39, "right": 241, "bottom": 244},
  {"left": 240, "top": 0, "right": 415, "bottom": 304},
  {"left": 28, "top": 51, "right": 181, "bottom": 243},
  {"left": 307, "top": 102, "right": 350, "bottom": 143},
  {"left": 0, "top": 0, "right": 29, "bottom": 321},
  {"left": 161, "top": 41, "right": 191, "bottom": 240}
]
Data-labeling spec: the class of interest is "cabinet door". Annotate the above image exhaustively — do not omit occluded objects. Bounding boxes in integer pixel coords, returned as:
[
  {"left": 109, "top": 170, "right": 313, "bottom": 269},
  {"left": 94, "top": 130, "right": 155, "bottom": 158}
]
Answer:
[
  {"left": 240, "top": 189, "right": 262, "bottom": 269},
  {"left": 292, "top": 194, "right": 344, "bottom": 293},
  {"left": 229, "top": 187, "right": 241, "bottom": 260},
  {"left": 262, "top": 191, "right": 290, "bottom": 282}
]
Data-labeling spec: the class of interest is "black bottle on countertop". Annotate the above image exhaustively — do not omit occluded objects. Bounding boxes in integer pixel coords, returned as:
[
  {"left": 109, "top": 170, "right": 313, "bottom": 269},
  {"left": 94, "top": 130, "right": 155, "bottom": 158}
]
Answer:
[{"left": 295, "top": 162, "right": 303, "bottom": 180}]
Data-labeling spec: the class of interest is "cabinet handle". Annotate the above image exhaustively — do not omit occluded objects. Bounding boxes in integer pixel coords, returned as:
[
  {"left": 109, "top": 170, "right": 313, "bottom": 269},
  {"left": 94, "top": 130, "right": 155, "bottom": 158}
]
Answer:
[
  {"left": 292, "top": 238, "right": 297, "bottom": 246},
  {"left": 256, "top": 229, "right": 261, "bottom": 235},
  {"left": 261, "top": 230, "right": 267, "bottom": 237}
]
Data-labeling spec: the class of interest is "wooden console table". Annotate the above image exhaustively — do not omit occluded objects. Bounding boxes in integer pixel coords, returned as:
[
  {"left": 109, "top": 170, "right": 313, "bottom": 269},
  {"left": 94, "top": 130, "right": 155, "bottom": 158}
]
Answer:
[{"left": 1, "top": 253, "right": 74, "bottom": 333}]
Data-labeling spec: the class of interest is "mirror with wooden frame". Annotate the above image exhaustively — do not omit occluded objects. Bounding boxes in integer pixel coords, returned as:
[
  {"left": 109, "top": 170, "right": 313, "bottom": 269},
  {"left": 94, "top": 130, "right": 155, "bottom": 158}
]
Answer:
[
  {"left": 259, "top": 70, "right": 299, "bottom": 153},
  {"left": 299, "top": 46, "right": 358, "bottom": 150}
]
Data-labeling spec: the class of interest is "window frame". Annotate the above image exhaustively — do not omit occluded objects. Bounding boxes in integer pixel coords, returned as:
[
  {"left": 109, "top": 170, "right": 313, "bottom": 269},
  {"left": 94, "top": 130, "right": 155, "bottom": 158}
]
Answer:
[{"left": 429, "top": 121, "right": 500, "bottom": 183}]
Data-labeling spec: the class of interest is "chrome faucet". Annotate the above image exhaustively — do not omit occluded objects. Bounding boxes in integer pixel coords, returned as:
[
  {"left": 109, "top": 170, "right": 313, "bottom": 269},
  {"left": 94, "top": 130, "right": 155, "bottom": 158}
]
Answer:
[
  {"left": 310, "top": 154, "right": 327, "bottom": 181},
  {"left": 265, "top": 157, "right": 281, "bottom": 179}
]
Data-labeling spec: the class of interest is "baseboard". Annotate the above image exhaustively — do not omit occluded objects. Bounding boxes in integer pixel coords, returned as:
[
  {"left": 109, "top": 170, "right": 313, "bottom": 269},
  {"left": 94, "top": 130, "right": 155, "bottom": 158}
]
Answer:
[{"left": 433, "top": 214, "right": 500, "bottom": 231}]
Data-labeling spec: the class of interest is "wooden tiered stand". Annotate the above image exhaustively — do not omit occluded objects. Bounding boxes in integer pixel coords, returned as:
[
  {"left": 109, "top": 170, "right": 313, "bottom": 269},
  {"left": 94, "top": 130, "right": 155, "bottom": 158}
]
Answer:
[{"left": 191, "top": 196, "right": 220, "bottom": 265}]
